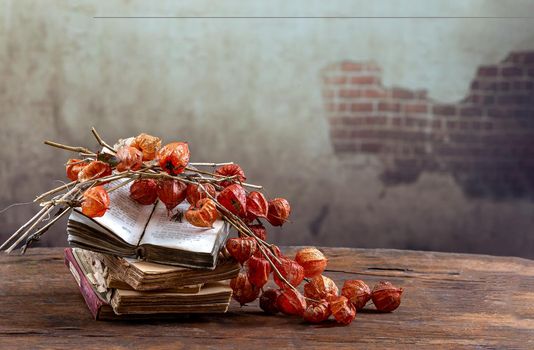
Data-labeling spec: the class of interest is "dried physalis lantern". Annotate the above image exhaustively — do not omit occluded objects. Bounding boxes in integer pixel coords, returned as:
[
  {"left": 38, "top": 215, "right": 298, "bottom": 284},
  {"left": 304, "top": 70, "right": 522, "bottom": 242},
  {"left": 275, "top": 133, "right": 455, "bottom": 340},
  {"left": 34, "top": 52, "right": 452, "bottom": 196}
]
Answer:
[
  {"left": 77, "top": 161, "right": 112, "bottom": 182},
  {"left": 273, "top": 258, "right": 304, "bottom": 289},
  {"left": 371, "top": 281, "right": 403, "bottom": 312},
  {"left": 245, "top": 191, "right": 268, "bottom": 221},
  {"left": 217, "top": 184, "right": 247, "bottom": 217},
  {"left": 295, "top": 247, "right": 328, "bottom": 278},
  {"left": 276, "top": 289, "right": 307, "bottom": 316},
  {"left": 266, "top": 198, "right": 291, "bottom": 226},
  {"left": 260, "top": 289, "right": 281, "bottom": 314},
  {"left": 225, "top": 237, "right": 257, "bottom": 264},
  {"left": 115, "top": 146, "right": 143, "bottom": 172},
  {"left": 215, "top": 164, "right": 246, "bottom": 187},
  {"left": 66, "top": 159, "right": 88, "bottom": 182},
  {"left": 303, "top": 300, "right": 331, "bottom": 323},
  {"left": 247, "top": 223, "right": 267, "bottom": 241},
  {"left": 342, "top": 280, "right": 371, "bottom": 310},
  {"left": 304, "top": 275, "right": 339, "bottom": 300},
  {"left": 81, "top": 186, "right": 110, "bottom": 218},
  {"left": 184, "top": 198, "right": 218, "bottom": 228},
  {"left": 186, "top": 183, "right": 216, "bottom": 206},
  {"left": 130, "top": 133, "right": 162, "bottom": 161},
  {"left": 157, "top": 142, "right": 190, "bottom": 175},
  {"left": 230, "top": 272, "right": 260, "bottom": 306},
  {"left": 129, "top": 179, "right": 158, "bottom": 205},
  {"left": 246, "top": 255, "right": 271, "bottom": 288},
  {"left": 328, "top": 295, "right": 356, "bottom": 326},
  {"left": 157, "top": 179, "right": 187, "bottom": 211}
]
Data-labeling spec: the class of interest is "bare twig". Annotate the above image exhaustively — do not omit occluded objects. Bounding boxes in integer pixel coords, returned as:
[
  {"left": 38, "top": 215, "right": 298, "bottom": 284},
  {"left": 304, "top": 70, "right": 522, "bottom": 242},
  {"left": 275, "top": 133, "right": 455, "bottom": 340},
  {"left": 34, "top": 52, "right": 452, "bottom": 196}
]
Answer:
[
  {"left": 106, "top": 177, "right": 136, "bottom": 193},
  {"left": 185, "top": 167, "right": 263, "bottom": 190},
  {"left": 34, "top": 180, "right": 78, "bottom": 202},
  {"left": 20, "top": 207, "right": 72, "bottom": 254},
  {"left": 44, "top": 140, "right": 95, "bottom": 155},
  {"left": 5, "top": 204, "right": 55, "bottom": 253},
  {"left": 0, "top": 205, "right": 51, "bottom": 250},
  {"left": 189, "top": 162, "right": 234, "bottom": 167},
  {"left": 0, "top": 201, "right": 35, "bottom": 214},
  {"left": 5, "top": 185, "right": 81, "bottom": 253},
  {"left": 63, "top": 159, "right": 92, "bottom": 166},
  {"left": 91, "top": 127, "right": 116, "bottom": 153},
  {"left": 38, "top": 173, "right": 128, "bottom": 206}
]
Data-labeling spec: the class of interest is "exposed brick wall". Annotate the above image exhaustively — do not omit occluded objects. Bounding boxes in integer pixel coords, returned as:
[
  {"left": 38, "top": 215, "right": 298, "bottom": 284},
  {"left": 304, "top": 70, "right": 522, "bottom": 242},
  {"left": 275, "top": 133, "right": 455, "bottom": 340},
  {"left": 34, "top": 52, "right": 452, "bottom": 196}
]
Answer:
[{"left": 322, "top": 52, "right": 534, "bottom": 198}]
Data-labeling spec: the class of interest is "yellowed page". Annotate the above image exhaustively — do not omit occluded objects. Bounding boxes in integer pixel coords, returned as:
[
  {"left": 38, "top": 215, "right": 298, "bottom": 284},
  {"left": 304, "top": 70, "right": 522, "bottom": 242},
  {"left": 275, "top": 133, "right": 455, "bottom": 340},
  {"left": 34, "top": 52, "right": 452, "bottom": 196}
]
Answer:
[
  {"left": 141, "top": 201, "right": 226, "bottom": 254},
  {"left": 89, "top": 179, "right": 154, "bottom": 245}
]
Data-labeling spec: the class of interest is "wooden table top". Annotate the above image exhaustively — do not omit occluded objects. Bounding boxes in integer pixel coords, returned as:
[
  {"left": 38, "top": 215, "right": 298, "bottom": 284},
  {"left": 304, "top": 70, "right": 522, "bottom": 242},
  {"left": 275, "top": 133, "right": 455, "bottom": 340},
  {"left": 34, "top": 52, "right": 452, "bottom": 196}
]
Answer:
[{"left": 1, "top": 247, "right": 533, "bottom": 349}]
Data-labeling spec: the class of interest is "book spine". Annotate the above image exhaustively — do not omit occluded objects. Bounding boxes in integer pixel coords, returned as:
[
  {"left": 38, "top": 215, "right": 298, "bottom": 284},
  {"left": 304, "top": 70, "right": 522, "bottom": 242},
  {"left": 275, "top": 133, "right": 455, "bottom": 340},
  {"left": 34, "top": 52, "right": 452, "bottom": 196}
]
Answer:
[{"left": 64, "top": 248, "right": 107, "bottom": 320}]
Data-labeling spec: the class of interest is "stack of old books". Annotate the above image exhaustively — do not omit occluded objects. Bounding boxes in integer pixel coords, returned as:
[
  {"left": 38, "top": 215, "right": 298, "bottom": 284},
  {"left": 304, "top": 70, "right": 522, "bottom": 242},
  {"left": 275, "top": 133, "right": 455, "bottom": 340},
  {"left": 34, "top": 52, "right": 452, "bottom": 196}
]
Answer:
[{"left": 63, "top": 180, "right": 239, "bottom": 320}]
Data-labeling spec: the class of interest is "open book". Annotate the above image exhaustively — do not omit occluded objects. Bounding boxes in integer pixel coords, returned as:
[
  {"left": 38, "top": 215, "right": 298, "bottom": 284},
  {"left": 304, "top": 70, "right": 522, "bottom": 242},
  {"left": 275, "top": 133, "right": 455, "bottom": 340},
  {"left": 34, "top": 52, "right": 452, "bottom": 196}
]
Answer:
[{"left": 67, "top": 180, "right": 229, "bottom": 269}]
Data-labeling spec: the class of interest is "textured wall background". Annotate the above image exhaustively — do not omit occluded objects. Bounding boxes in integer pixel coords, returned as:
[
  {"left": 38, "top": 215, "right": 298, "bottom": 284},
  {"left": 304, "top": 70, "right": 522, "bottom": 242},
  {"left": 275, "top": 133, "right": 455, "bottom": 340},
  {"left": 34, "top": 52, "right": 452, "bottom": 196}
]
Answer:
[
  {"left": 1, "top": 0, "right": 534, "bottom": 257},
  {"left": 324, "top": 53, "right": 534, "bottom": 198}
]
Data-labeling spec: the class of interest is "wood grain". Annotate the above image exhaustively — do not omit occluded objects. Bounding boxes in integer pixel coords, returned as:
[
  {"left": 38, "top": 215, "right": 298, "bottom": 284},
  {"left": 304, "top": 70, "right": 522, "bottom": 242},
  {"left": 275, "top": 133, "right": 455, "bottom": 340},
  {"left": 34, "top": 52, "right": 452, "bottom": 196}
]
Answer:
[{"left": 1, "top": 247, "right": 533, "bottom": 349}]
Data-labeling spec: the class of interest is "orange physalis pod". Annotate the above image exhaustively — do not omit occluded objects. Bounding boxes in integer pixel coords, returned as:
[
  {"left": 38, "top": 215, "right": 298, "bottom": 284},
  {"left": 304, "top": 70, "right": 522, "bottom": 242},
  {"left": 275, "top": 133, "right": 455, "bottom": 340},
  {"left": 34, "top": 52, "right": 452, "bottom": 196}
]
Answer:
[
  {"left": 81, "top": 186, "right": 110, "bottom": 218},
  {"left": 184, "top": 198, "right": 219, "bottom": 228}
]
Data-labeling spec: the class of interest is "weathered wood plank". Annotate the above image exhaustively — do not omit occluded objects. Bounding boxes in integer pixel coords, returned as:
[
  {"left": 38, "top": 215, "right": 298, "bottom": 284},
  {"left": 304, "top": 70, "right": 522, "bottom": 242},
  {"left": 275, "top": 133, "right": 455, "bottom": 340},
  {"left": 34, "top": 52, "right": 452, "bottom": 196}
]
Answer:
[{"left": 1, "top": 248, "right": 533, "bottom": 349}]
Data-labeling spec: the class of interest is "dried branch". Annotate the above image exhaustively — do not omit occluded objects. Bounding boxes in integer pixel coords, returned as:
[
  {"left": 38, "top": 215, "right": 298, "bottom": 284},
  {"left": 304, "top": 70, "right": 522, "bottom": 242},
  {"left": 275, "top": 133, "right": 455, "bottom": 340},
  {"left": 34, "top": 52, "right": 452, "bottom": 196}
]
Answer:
[
  {"left": 189, "top": 162, "right": 234, "bottom": 167},
  {"left": 0, "top": 205, "right": 52, "bottom": 250},
  {"left": 34, "top": 180, "right": 78, "bottom": 203},
  {"left": 21, "top": 207, "right": 72, "bottom": 254},
  {"left": 6, "top": 184, "right": 81, "bottom": 253},
  {"left": 44, "top": 140, "right": 94, "bottom": 155},
  {"left": 185, "top": 167, "right": 263, "bottom": 190},
  {"left": 91, "top": 127, "right": 116, "bottom": 153}
]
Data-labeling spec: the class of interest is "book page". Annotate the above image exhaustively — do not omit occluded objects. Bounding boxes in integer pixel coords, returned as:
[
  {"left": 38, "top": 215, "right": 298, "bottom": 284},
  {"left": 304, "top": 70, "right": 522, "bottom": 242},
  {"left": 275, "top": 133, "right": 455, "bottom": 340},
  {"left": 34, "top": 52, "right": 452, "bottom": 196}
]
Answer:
[
  {"left": 122, "top": 257, "right": 189, "bottom": 273},
  {"left": 141, "top": 201, "right": 225, "bottom": 253},
  {"left": 117, "top": 282, "right": 231, "bottom": 297},
  {"left": 90, "top": 179, "right": 154, "bottom": 246}
]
